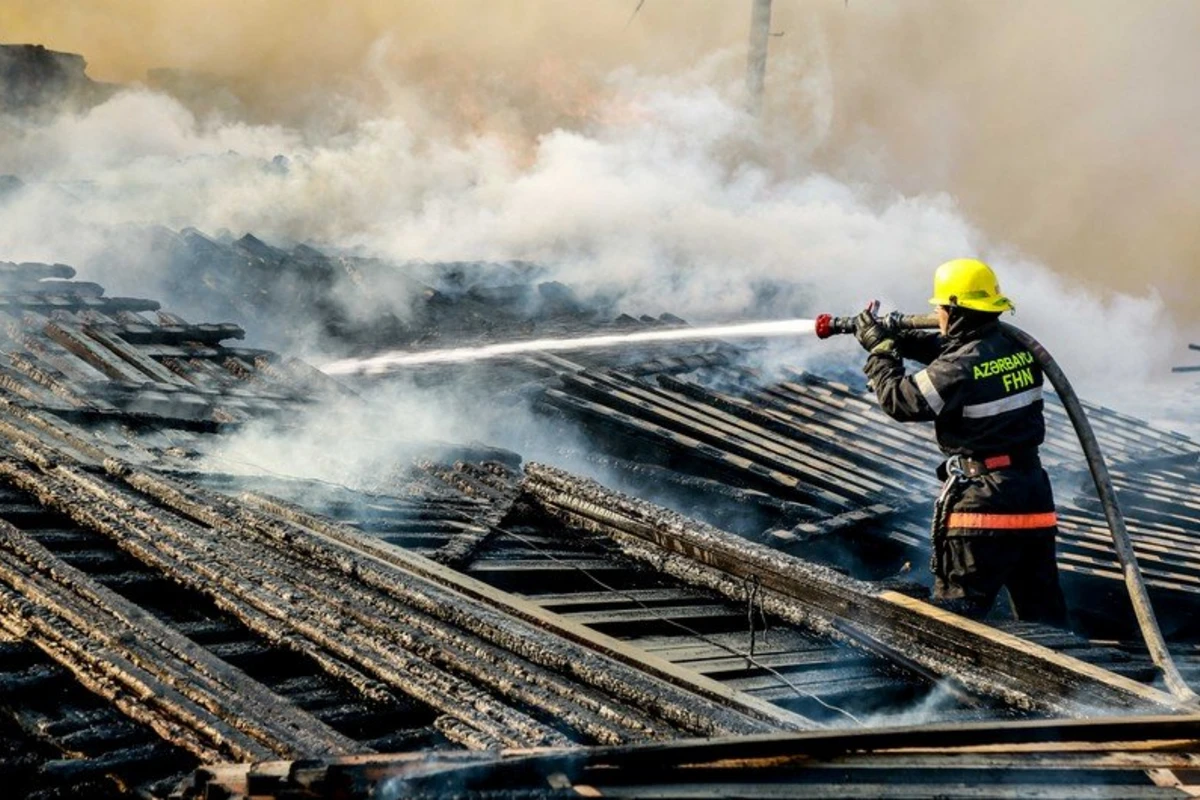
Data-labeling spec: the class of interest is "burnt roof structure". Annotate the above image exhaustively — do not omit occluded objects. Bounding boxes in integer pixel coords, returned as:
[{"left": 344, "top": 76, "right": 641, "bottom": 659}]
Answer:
[{"left": 0, "top": 255, "right": 1197, "bottom": 798}]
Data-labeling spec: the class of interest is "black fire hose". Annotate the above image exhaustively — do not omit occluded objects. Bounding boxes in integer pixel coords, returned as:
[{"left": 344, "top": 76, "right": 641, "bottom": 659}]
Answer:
[{"left": 816, "top": 311, "right": 1198, "bottom": 703}]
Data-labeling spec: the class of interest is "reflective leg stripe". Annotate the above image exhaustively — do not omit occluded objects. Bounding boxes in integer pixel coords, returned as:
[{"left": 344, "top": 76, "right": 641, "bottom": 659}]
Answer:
[
  {"left": 962, "top": 386, "right": 1042, "bottom": 419},
  {"left": 912, "top": 369, "right": 945, "bottom": 414},
  {"left": 947, "top": 511, "right": 1058, "bottom": 529}
]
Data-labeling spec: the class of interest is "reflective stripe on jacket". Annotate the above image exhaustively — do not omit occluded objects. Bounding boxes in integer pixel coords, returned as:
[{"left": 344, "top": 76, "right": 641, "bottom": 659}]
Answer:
[{"left": 864, "top": 312, "right": 1056, "bottom": 536}]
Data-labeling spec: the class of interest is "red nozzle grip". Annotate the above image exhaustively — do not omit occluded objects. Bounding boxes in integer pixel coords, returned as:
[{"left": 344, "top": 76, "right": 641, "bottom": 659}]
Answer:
[{"left": 814, "top": 313, "right": 834, "bottom": 339}]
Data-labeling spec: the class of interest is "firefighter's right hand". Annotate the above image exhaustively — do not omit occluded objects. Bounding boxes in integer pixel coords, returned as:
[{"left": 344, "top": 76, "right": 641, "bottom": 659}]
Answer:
[{"left": 854, "top": 303, "right": 895, "bottom": 355}]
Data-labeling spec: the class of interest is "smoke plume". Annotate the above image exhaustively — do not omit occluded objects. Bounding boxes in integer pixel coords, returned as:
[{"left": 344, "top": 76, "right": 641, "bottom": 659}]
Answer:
[
  {"left": 5, "top": 0, "right": 1198, "bottom": 318},
  {"left": 1, "top": 0, "right": 1196, "bottom": 464}
]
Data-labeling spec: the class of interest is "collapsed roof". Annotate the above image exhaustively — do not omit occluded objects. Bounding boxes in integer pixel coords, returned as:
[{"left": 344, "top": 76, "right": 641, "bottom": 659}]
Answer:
[{"left": 0, "top": 252, "right": 1195, "bottom": 798}]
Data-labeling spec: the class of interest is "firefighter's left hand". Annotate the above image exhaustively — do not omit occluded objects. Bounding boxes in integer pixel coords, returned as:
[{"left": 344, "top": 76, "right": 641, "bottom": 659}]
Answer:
[{"left": 854, "top": 304, "right": 896, "bottom": 355}]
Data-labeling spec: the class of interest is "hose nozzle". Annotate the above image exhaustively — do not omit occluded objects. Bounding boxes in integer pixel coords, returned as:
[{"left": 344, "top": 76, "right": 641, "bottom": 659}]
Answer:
[{"left": 815, "top": 310, "right": 940, "bottom": 339}]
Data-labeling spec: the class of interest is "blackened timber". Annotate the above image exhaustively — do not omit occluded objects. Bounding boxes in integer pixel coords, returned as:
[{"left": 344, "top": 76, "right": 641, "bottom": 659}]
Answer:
[
  {"left": 82, "top": 326, "right": 196, "bottom": 387},
  {"left": 662, "top": 373, "right": 933, "bottom": 481},
  {"left": 0, "top": 262, "right": 75, "bottom": 282},
  {"left": 603, "top": 370, "right": 899, "bottom": 498},
  {"left": 0, "top": 577, "right": 260, "bottom": 764},
  {"left": 100, "top": 473, "right": 676, "bottom": 745},
  {"left": 183, "top": 715, "right": 1200, "bottom": 800},
  {"left": 12, "top": 280, "right": 105, "bottom": 297},
  {"left": 0, "top": 517, "right": 362, "bottom": 757},
  {"left": 0, "top": 432, "right": 708, "bottom": 746},
  {"left": 129, "top": 469, "right": 797, "bottom": 738},
  {"left": 543, "top": 388, "right": 826, "bottom": 505},
  {"left": 229, "top": 491, "right": 812, "bottom": 734},
  {"left": 768, "top": 503, "right": 903, "bottom": 547},
  {"left": 7, "top": 351, "right": 92, "bottom": 406},
  {"left": 0, "top": 295, "right": 160, "bottom": 313},
  {"left": 522, "top": 463, "right": 1183, "bottom": 715},
  {"left": 563, "top": 370, "right": 872, "bottom": 508},
  {"left": 43, "top": 321, "right": 151, "bottom": 384},
  {"left": 110, "top": 322, "right": 246, "bottom": 346},
  {"left": 0, "top": 458, "right": 569, "bottom": 750}
]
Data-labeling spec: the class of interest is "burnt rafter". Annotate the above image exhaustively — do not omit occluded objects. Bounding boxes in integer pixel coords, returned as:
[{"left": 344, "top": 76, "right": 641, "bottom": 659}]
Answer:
[
  {"left": 542, "top": 362, "right": 1200, "bottom": 632},
  {"left": 182, "top": 714, "right": 1200, "bottom": 799},
  {"left": 0, "top": 402, "right": 801, "bottom": 752},
  {"left": 0, "top": 513, "right": 359, "bottom": 761},
  {"left": 0, "top": 254, "right": 1197, "bottom": 797},
  {"left": 521, "top": 463, "right": 1183, "bottom": 715}
]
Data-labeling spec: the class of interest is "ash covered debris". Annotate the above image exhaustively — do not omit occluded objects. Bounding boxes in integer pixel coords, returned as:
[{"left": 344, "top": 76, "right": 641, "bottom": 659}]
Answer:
[
  {"left": 0, "top": 254, "right": 1195, "bottom": 799},
  {"left": 88, "top": 226, "right": 628, "bottom": 358}
]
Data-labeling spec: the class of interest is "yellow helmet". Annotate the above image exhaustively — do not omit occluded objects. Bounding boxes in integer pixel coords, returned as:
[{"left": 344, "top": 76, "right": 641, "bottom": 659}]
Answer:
[{"left": 929, "top": 258, "right": 1015, "bottom": 313}]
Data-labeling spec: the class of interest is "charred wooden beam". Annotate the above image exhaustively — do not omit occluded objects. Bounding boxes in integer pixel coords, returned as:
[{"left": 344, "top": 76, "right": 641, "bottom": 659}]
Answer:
[
  {"left": 179, "top": 714, "right": 1200, "bottom": 800},
  {"left": 766, "top": 503, "right": 904, "bottom": 548},
  {"left": 422, "top": 462, "right": 519, "bottom": 568},
  {"left": 7, "top": 351, "right": 91, "bottom": 406},
  {"left": 0, "top": 295, "right": 160, "bottom": 313},
  {"left": 521, "top": 463, "right": 1184, "bottom": 715},
  {"left": 0, "top": 262, "right": 76, "bottom": 282},
  {"left": 562, "top": 370, "right": 873, "bottom": 509},
  {"left": 82, "top": 325, "right": 196, "bottom": 387},
  {"left": 223, "top": 490, "right": 809, "bottom": 734},
  {"left": 12, "top": 280, "right": 105, "bottom": 297},
  {"left": 43, "top": 320, "right": 152, "bottom": 384},
  {"left": 109, "top": 322, "right": 246, "bottom": 346},
  {"left": 659, "top": 373, "right": 934, "bottom": 482},
  {"left": 0, "top": 514, "right": 361, "bottom": 760},
  {"left": 0, "top": 457, "right": 570, "bottom": 750}
]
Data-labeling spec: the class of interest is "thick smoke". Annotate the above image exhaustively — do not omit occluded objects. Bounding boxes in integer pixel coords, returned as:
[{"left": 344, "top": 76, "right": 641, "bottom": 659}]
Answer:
[
  {"left": 1, "top": 0, "right": 1196, "bottom": 482},
  {"left": 6, "top": 0, "right": 1198, "bottom": 317}
]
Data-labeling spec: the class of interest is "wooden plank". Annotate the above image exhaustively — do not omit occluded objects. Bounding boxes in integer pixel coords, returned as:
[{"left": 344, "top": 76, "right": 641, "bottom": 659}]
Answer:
[
  {"left": 562, "top": 605, "right": 741, "bottom": 627},
  {"left": 567, "top": 371, "right": 880, "bottom": 504},
  {"left": 235, "top": 492, "right": 815, "bottom": 733},
  {"left": 43, "top": 321, "right": 150, "bottom": 384},
  {"left": 82, "top": 326, "right": 195, "bottom": 387},
  {"left": 524, "top": 464, "right": 1183, "bottom": 715}
]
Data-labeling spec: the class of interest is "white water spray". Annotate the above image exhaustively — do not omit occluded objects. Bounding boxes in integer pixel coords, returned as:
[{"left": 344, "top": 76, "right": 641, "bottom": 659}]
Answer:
[{"left": 320, "top": 318, "right": 817, "bottom": 375}]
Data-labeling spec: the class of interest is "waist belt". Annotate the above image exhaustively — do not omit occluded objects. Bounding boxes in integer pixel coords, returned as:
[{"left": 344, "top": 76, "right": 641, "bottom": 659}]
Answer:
[
  {"left": 946, "top": 510, "right": 1058, "bottom": 530},
  {"left": 940, "top": 450, "right": 1040, "bottom": 480}
]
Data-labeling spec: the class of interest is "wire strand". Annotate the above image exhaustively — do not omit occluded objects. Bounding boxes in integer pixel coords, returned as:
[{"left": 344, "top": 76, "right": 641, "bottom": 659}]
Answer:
[
  {"left": 196, "top": 454, "right": 862, "bottom": 723},
  {"left": 493, "top": 524, "right": 863, "bottom": 726}
]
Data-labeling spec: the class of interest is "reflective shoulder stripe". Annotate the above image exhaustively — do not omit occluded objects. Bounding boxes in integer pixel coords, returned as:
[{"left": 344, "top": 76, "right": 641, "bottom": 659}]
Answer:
[
  {"left": 947, "top": 511, "right": 1058, "bottom": 529},
  {"left": 912, "top": 369, "right": 945, "bottom": 415},
  {"left": 961, "top": 386, "right": 1043, "bottom": 419}
]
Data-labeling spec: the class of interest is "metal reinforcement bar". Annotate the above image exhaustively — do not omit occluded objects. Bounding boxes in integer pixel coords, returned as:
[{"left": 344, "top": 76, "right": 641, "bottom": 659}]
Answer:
[
  {"left": 0, "top": 514, "right": 359, "bottom": 761},
  {"left": 521, "top": 463, "right": 1183, "bottom": 715}
]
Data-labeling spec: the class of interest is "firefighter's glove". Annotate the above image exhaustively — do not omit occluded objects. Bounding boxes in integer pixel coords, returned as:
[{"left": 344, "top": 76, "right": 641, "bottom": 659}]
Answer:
[{"left": 854, "top": 309, "right": 897, "bottom": 356}]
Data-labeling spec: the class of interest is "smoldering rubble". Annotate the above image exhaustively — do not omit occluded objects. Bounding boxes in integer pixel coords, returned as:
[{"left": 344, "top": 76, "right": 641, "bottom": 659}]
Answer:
[{"left": 1, "top": 28, "right": 1199, "bottom": 800}]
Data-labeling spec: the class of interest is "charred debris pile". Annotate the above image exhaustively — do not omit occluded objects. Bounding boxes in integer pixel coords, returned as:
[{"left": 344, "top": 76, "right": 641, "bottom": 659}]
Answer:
[
  {"left": 0, "top": 253, "right": 1195, "bottom": 799},
  {"left": 83, "top": 226, "right": 629, "bottom": 359}
]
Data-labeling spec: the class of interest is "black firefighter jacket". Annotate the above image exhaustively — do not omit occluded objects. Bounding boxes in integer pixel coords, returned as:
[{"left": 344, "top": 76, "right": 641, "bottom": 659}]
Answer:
[{"left": 863, "top": 311, "right": 1058, "bottom": 537}]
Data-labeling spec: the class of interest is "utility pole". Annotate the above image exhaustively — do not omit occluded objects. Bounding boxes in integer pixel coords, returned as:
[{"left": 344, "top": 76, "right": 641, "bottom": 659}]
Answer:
[{"left": 746, "top": 0, "right": 773, "bottom": 116}]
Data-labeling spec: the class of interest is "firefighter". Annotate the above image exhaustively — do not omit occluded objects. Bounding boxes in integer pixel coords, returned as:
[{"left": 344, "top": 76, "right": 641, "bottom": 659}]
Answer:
[{"left": 854, "top": 258, "right": 1068, "bottom": 626}]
